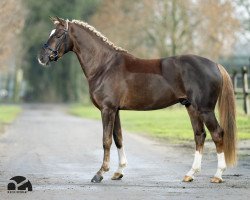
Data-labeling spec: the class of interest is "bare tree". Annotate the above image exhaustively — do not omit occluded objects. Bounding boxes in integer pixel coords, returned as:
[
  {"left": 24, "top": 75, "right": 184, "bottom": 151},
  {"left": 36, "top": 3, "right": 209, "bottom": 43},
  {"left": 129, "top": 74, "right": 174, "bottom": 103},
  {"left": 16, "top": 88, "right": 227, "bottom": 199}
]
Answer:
[
  {"left": 142, "top": 0, "right": 195, "bottom": 57},
  {"left": 91, "top": 0, "right": 239, "bottom": 60},
  {"left": 235, "top": 0, "right": 250, "bottom": 37},
  {"left": 0, "top": 0, "right": 26, "bottom": 71},
  {"left": 194, "top": 0, "right": 239, "bottom": 59},
  {"left": 91, "top": 0, "right": 149, "bottom": 56}
]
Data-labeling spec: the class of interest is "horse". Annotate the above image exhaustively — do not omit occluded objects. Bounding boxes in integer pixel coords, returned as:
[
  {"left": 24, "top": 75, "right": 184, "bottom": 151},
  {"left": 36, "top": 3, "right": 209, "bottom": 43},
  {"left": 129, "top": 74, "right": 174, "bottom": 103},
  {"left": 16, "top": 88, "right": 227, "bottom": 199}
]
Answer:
[{"left": 38, "top": 17, "right": 237, "bottom": 183}]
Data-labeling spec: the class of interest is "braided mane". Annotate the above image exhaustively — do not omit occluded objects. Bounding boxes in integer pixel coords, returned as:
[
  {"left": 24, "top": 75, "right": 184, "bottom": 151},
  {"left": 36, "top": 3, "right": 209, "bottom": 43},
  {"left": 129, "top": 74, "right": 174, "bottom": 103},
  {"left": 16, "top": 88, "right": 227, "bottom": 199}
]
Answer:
[{"left": 71, "top": 19, "right": 127, "bottom": 52}]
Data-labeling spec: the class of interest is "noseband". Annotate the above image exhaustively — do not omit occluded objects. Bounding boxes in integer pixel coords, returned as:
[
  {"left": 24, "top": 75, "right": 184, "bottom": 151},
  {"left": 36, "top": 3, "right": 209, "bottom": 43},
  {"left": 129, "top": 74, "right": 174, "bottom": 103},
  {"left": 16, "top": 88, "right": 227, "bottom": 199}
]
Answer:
[{"left": 43, "top": 20, "right": 69, "bottom": 62}]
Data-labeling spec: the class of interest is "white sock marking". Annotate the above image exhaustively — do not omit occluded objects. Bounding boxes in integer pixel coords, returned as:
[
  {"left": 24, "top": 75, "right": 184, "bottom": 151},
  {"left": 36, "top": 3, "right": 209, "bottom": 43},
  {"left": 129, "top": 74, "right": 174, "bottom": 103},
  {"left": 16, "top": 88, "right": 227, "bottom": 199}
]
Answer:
[
  {"left": 116, "top": 146, "right": 127, "bottom": 174},
  {"left": 214, "top": 152, "right": 226, "bottom": 179},
  {"left": 186, "top": 151, "right": 202, "bottom": 178}
]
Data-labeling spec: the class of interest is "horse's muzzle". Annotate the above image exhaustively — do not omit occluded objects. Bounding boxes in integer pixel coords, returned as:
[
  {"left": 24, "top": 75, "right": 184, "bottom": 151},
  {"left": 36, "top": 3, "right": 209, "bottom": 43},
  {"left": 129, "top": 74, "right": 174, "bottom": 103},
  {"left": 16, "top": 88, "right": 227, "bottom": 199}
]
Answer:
[{"left": 49, "top": 52, "right": 59, "bottom": 62}]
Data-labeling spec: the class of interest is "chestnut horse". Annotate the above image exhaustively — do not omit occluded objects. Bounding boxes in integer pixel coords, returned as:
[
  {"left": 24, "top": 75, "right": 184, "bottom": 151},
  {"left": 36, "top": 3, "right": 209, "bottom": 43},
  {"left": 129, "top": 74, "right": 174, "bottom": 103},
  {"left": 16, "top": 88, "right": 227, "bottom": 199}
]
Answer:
[{"left": 38, "top": 17, "right": 236, "bottom": 183}]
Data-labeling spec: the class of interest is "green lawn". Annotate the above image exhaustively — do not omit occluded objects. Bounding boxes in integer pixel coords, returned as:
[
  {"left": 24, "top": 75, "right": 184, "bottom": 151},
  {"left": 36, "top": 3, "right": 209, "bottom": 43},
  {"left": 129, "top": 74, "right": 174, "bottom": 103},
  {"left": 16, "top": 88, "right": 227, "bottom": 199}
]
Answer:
[
  {"left": 69, "top": 104, "right": 250, "bottom": 141},
  {"left": 0, "top": 105, "right": 22, "bottom": 132}
]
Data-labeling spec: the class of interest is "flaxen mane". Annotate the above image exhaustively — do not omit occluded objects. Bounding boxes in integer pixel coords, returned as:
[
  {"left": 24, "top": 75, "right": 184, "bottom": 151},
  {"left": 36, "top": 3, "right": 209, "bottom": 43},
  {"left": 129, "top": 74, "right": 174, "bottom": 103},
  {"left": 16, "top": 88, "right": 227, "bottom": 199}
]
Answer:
[{"left": 71, "top": 19, "right": 127, "bottom": 52}]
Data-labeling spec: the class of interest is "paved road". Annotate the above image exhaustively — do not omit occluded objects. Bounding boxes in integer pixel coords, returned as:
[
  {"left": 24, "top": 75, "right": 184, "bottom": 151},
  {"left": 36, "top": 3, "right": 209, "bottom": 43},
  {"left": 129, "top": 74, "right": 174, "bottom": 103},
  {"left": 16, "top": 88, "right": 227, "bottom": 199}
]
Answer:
[{"left": 0, "top": 104, "right": 249, "bottom": 200}]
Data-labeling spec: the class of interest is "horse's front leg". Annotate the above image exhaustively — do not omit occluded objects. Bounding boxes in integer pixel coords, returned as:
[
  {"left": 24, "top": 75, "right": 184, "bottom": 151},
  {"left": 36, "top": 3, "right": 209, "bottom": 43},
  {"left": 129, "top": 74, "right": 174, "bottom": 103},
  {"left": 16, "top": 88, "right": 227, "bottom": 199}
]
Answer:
[{"left": 91, "top": 107, "right": 116, "bottom": 183}]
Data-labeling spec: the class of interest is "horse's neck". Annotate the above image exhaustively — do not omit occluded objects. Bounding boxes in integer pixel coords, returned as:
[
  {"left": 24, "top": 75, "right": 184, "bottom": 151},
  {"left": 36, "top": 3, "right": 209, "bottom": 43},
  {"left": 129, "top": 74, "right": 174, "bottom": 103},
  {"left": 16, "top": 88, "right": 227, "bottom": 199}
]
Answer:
[{"left": 71, "top": 26, "right": 116, "bottom": 80}]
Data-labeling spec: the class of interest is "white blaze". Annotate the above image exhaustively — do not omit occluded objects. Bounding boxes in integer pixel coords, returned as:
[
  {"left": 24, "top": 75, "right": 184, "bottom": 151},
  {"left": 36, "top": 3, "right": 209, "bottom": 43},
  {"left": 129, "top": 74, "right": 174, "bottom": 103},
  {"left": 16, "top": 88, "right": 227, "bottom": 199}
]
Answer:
[{"left": 49, "top": 29, "right": 56, "bottom": 37}]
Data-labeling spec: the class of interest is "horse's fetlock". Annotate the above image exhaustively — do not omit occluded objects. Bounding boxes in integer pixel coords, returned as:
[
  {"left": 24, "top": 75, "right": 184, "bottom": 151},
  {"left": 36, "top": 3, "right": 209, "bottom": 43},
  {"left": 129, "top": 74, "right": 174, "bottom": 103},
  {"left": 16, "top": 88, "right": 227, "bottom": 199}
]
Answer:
[
  {"left": 119, "top": 163, "right": 127, "bottom": 168},
  {"left": 103, "top": 166, "right": 110, "bottom": 172}
]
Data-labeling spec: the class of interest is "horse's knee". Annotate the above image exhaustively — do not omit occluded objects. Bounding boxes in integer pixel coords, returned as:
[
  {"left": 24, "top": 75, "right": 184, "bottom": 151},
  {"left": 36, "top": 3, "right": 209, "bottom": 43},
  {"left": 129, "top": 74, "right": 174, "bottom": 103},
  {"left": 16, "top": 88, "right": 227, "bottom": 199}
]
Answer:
[
  {"left": 195, "top": 131, "right": 206, "bottom": 145},
  {"left": 103, "top": 138, "right": 112, "bottom": 149}
]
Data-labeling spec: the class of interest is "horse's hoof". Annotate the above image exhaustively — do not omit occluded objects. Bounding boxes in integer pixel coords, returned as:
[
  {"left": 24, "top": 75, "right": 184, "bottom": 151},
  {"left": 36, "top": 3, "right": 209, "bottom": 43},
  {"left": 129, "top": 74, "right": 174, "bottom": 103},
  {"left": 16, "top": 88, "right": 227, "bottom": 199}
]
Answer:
[
  {"left": 210, "top": 177, "right": 223, "bottom": 183},
  {"left": 91, "top": 174, "right": 103, "bottom": 183},
  {"left": 183, "top": 175, "right": 193, "bottom": 182},
  {"left": 111, "top": 172, "right": 123, "bottom": 180}
]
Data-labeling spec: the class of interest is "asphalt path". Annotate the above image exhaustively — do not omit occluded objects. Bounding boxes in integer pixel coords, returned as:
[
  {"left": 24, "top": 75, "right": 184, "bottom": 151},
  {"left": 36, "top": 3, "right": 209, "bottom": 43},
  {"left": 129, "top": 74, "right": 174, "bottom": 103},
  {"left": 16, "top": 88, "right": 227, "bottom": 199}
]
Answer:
[{"left": 0, "top": 104, "right": 249, "bottom": 200}]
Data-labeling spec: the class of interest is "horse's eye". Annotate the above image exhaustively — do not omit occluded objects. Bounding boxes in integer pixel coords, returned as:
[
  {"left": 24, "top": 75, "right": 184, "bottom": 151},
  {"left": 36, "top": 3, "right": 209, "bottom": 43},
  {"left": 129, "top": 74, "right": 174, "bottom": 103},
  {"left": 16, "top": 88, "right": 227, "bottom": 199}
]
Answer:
[{"left": 56, "top": 32, "right": 64, "bottom": 38}]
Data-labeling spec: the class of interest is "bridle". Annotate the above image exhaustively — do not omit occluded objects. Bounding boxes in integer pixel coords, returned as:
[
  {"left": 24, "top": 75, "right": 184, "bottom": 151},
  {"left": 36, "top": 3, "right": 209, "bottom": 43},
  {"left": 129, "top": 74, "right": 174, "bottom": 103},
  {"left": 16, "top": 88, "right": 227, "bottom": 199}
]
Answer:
[{"left": 43, "top": 19, "right": 69, "bottom": 62}]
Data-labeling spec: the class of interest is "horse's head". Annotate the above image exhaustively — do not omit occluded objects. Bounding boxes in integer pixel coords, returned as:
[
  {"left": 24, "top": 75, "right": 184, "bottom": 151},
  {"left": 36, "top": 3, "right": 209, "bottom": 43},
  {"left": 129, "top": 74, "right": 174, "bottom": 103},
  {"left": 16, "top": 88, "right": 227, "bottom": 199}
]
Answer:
[{"left": 38, "top": 17, "right": 72, "bottom": 66}]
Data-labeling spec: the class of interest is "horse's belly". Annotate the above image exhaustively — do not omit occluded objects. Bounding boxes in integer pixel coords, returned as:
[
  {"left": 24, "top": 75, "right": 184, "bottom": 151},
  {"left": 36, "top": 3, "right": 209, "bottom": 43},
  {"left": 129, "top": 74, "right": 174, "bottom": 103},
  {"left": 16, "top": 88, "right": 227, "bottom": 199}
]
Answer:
[{"left": 119, "top": 74, "right": 177, "bottom": 110}]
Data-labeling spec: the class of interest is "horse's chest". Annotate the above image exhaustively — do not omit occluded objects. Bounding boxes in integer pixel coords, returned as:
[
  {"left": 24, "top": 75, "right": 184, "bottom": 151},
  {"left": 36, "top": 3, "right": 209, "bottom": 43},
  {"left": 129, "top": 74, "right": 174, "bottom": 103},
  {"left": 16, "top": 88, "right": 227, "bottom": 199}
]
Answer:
[{"left": 89, "top": 93, "right": 101, "bottom": 109}]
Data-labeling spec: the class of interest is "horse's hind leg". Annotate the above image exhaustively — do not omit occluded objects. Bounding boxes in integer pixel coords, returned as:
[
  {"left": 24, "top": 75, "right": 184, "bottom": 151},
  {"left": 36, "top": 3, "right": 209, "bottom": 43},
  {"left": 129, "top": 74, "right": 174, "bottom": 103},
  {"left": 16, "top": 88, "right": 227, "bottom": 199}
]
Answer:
[
  {"left": 111, "top": 110, "right": 127, "bottom": 180},
  {"left": 201, "top": 111, "right": 226, "bottom": 183},
  {"left": 183, "top": 105, "right": 206, "bottom": 182}
]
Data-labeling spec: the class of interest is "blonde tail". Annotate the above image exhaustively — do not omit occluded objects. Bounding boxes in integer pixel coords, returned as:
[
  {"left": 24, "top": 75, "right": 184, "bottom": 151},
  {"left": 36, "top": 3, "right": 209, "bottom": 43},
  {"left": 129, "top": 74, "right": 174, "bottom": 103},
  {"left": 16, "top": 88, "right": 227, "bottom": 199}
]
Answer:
[{"left": 217, "top": 64, "right": 237, "bottom": 167}]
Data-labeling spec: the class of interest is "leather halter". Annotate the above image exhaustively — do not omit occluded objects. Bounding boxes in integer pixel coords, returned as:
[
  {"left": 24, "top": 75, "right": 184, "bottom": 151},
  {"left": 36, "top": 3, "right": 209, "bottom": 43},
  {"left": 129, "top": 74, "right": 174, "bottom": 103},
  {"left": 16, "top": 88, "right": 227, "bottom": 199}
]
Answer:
[{"left": 43, "top": 20, "right": 69, "bottom": 61}]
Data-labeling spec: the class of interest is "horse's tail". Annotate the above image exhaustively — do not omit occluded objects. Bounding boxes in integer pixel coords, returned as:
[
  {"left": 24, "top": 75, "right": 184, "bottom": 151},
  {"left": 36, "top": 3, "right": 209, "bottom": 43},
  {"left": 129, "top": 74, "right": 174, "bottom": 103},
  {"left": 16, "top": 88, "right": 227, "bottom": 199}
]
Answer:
[{"left": 217, "top": 64, "right": 237, "bottom": 167}]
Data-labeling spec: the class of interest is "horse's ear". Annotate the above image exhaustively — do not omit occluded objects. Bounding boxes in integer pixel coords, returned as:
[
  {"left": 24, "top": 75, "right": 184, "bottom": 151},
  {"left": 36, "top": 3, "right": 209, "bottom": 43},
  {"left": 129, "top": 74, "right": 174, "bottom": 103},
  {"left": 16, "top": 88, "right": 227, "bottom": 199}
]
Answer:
[
  {"left": 50, "top": 16, "right": 59, "bottom": 25},
  {"left": 50, "top": 16, "right": 64, "bottom": 25},
  {"left": 56, "top": 16, "right": 65, "bottom": 24}
]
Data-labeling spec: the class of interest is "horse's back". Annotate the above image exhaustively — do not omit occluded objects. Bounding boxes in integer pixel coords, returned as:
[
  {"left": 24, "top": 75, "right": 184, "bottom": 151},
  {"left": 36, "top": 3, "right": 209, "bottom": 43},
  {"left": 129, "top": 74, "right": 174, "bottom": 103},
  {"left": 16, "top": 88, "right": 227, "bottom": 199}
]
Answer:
[{"left": 104, "top": 53, "right": 222, "bottom": 111}]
